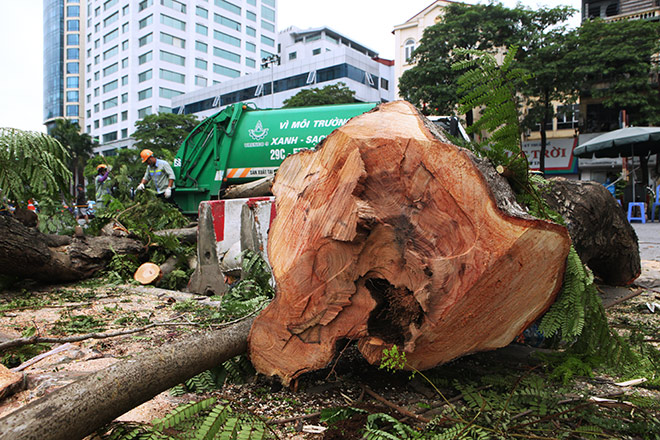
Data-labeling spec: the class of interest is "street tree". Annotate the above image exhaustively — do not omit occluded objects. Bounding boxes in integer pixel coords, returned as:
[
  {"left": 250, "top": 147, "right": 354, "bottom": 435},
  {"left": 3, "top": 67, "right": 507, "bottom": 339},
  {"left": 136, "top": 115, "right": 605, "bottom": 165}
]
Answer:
[
  {"left": 282, "top": 82, "right": 356, "bottom": 108},
  {"left": 572, "top": 18, "right": 660, "bottom": 129},
  {"left": 50, "top": 118, "right": 95, "bottom": 189},
  {"left": 398, "top": 3, "right": 575, "bottom": 121},
  {"left": 132, "top": 112, "right": 199, "bottom": 159},
  {"left": 0, "top": 128, "right": 71, "bottom": 208}
]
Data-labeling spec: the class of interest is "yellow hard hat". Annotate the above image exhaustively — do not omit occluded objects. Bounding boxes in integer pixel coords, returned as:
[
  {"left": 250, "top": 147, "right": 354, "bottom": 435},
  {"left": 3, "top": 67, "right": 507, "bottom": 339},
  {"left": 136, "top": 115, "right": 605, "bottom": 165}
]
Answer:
[
  {"left": 140, "top": 149, "right": 153, "bottom": 163},
  {"left": 96, "top": 163, "right": 107, "bottom": 170}
]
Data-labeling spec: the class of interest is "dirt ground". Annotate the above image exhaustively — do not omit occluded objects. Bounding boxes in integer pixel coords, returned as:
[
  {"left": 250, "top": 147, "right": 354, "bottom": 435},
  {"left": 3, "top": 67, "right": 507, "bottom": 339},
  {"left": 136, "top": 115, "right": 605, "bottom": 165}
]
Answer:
[{"left": 0, "top": 260, "right": 659, "bottom": 439}]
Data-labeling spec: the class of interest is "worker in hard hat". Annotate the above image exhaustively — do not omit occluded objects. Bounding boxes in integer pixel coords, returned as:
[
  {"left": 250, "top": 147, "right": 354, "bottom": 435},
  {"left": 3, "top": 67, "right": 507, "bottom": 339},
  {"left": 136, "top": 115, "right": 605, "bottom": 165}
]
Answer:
[
  {"left": 95, "top": 164, "right": 112, "bottom": 209},
  {"left": 136, "top": 149, "right": 176, "bottom": 200}
]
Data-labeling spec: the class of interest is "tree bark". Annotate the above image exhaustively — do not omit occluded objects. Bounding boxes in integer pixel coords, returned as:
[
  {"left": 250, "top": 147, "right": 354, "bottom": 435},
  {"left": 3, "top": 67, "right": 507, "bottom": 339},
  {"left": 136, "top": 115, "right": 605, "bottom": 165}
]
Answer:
[
  {"left": 0, "top": 215, "right": 144, "bottom": 283},
  {"left": 154, "top": 227, "right": 198, "bottom": 244},
  {"left": 539, "top": 177, "right": 640, "bottom": 286},
  {"left": 223, "top": 175, "right": 274, "bottom": 199},
  {"left": 248, "top": 101, "right": 571, "bottom": 385},
  {"left": 0, "top": 317, "right": 254, "bottom": 440}
]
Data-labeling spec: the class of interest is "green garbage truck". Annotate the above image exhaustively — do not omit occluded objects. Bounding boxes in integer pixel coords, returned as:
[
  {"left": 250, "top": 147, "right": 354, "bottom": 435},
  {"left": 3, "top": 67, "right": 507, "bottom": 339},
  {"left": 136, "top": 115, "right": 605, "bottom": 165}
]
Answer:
[{"left": 172, "top": 102, "right": 378, "bottom": 213}]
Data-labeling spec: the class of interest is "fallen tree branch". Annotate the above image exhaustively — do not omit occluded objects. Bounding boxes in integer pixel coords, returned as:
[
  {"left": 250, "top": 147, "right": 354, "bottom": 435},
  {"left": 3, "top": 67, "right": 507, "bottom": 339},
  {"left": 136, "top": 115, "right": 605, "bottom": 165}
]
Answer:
[
  {"left": 0, "top": 317, "right": 254, "bottom": 440},
  {"left": 0, "top": 315, "right": 187, "bottom": 351},
  {"left": 363, "top": 386, "right": 431, "bottom": 423},
  {"left": 267, "top": 411, "right": 321, "bottom": 425}
]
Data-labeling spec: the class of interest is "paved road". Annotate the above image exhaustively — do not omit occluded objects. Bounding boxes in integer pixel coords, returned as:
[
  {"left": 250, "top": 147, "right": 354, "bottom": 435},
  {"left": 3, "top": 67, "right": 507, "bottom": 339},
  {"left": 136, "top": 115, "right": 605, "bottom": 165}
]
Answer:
[{"left": 631, "top": 222, "right": 660, "bottom": 261}]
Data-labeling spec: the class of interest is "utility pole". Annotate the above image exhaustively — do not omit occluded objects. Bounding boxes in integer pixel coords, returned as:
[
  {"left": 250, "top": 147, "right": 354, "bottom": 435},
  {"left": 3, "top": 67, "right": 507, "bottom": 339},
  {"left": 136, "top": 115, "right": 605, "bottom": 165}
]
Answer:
[{"left": 261, "top": 54, "right": 280, "bottom": 108}]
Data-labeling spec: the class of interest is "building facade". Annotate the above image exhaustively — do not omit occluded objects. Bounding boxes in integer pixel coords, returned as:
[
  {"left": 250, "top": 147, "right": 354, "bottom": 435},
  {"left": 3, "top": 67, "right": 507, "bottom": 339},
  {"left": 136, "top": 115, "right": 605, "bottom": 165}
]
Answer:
[
  {"left": 171, "top": 26, "right": 394, "bottom": 118},
  {"left": 391, "top": 1, "right": 455, "bottom": 98},
  {"left": 44, "top": 0, "right": 85, "bottom": 132}
]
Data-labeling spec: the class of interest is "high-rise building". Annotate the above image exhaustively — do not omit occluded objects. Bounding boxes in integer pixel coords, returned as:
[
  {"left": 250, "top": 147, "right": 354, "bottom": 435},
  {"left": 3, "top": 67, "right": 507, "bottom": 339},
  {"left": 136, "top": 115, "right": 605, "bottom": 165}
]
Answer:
[
  {"left": 44, "top": 0, "right": 278, "bottom": 154},
  {"left": 44, "top": 0, "right": 85, "bottom": 132},
  {"left": 582, "top": 0, "right": 660, "bottom": 21}
]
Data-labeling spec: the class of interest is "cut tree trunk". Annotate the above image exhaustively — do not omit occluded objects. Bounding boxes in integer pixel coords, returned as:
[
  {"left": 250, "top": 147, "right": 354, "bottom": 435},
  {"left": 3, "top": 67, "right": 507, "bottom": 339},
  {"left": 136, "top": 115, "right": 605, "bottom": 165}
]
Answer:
[
  {"left": 223, "top": 175, "right": 274, "bottom": 199},
  {"left": 0, "top": 317, "right": 253, "bottom": 440},
  {"left": 154, "top": 226, "right": 198, "bottom": 244},
  {"left": 539, "top": 177, "right": 640, "bottom": 286},
  {"left": 0, "top": 215, "right": 144, "bottom": 283},
  {"left": 248, "top": 101, "right": 571, "bottom": 385}
]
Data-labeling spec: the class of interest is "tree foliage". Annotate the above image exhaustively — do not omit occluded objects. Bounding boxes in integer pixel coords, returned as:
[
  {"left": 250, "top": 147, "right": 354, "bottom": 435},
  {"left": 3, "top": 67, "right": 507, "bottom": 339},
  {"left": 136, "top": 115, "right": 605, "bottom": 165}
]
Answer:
[
  {"left": 282, "top": 82, "right": 356, "bottom": 108},
  {"left": 132, "top": 112, "right": 199, "bottom": 160},
  {"left": 0, "top": 128, "right": 72, "bottom": 208},
  {"left": 49, "top": 119, "right": 95, "bottom": 187},
  {"left": 398, "top": 3, "right": 575, "bottom": 116},
  {"left": 572, "top": 18, "right": 660, "bottom": 128}
]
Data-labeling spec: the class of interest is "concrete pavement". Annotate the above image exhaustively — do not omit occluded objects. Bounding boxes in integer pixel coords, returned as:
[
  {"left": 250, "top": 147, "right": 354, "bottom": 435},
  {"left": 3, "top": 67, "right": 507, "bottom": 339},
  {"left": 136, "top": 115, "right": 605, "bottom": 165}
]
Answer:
[{"left": 631, "top": 222, "right": 660, "bottom": 262}]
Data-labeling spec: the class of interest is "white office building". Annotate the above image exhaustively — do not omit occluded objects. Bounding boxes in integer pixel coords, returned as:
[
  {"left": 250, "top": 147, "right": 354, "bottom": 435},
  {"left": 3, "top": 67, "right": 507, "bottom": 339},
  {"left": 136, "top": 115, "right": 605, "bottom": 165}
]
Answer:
[
  {"left": 171, "top": 26, "right": 395, "bottom": 119},
  {"left": 82, "top": 0, "right": 278, "bottom": 155}
]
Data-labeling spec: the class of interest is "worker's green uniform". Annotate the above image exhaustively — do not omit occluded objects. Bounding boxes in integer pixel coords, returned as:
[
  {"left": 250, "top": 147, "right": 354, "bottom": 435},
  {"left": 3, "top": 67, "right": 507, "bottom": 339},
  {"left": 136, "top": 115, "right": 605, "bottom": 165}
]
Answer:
[{"left": 143, "top": 158, "right": 176, "bottom": 194}]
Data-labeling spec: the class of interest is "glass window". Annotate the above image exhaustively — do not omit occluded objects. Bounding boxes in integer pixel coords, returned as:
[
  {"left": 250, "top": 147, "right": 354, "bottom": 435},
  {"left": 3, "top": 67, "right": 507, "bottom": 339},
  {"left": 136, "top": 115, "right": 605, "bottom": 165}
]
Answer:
[
  {"left": 121, "top": 75, "right": 128, "bottom": 85},
  {"left": 288, "top": 52, "right": 296, "bottom": 61},
  {"left": 195, "top": 58, "right": 208, "bottom": 69},
  {"left": 103, "top": 80, "right": 118, "bottom": 93},
  {"left": 94, "top": 120, "right": 100, "bottom": 128},
  {"left": 262, "top": 0, "right": 275, "bottom": 6},
  {"left": 94, "top": 23, "right": 99, "bottom": 32},
  {"left": 261, "top": 35, "right": 274, "bottom": 47},
  {"left": 103, "top": 62, "right": 118, "bottom": 76},
  {"left": 160, "top": 68, "right": 185, "bottom": 83},
  {"left": 103, "top": 45, "right": 118, "bottom": 60},
  {"left": 95, "top": 6, "right": 100, "bottom": 16},
  {"left": 246, "top": 26, "right": 256, "bottom": 37},
  {"left": 123, "top": 5, "right": 129, "bottom": 15},
  {"left": 196, "top": 23, "right": 208, "bottom": 36},
  {"left": 247, "top": 0, "right": 256, "bottom": 4},
  {"left": 104, "top": 12, "right": 119, "bottom": 27},
  {"left": 214, "top": 47, "right": 240, "bottom": 63},
  {"left": 214, "top": 14, "right": 241, "bottom": 31},
  {"left": 138, "top": 0, "right": 153, "bottom": 12},
  {"left": 260, "top": 49, "right": 273, "bottom": 60},
  {"left": 162, "top": 0, "right": 186, "bottom": 13},
  {"left": 196, "top": 6, "right": 208, "bottom": 18},
  {"left": 404, "top": 39, "right": 415, "bottom": 62},
  {"left": 138, "top": 107, "right": 152, "bottom": 118},
  {"left": 103, "top": 132, "right": 118, "bottom": 143},
  {"left": 380, "top": 78, "right": 389, "bottom": 91},
  {"left": 213, "top": 63, "right": 240, "bottom": 78},
  {"left": 138, "top": 51, "right": 153, "bottom": 64},
  {"left": 66, "top": 34, "right": 79, "bottom": 45},
  {"left": 94, "top": 87, "right": 99, "bottom": 97},
  {"left": 66, "top": 62, "right": 79, "bottom": 74},
  {"left": 306, "top": 34, "right": 321, "bottom": 42},
  {"left": 246, "top": 11, "right": 256, "bottom": 21},
  {"left": 95, "top": 39, "right": 100, "bottom": 49},
  {"left": 103, "top": 114, "right": 117, "bottom": 126},
  {"left": 139, "top": 69, "right": 153, "bottom": 82},
  {"left": 67, "top": 20, "right": 79, "bottom": 31},
  {"left": 67, "top": 91, "right": 79, "bottom": 102},
  {"left": 159, "top": 87, "right": 184, "bottom": 99},
  {"left": 246, "top": 42, "right": 256, "bottom": 52},
  {"left": 94, "top": 103, "right": 100, "bottom": 113},
  {"left": 66, "top": 76, "right": 79, "bottom": 88},
  {"left": 161, "top": 32, "right": 185, "bottom": 48},
  {"left": 121, "top": 111, "right": 128, "bottom": 121},
  {"left": 139, "top": 32, "right": 153, "bottom": 46},
  {"left": 121, "top": 93, "right": 128, "bottom": 103},
  {"left": 214, "top": 30, "right": 240, "bottom": 47},
  {"left": 217, "top": 0, "right": 241, "bottom": 15},
  {"left": 104, "top": 0, "right": 118, "bottom": 11},
  {"left": 121, "top": 57, "right": 128, "bottom": 68},
  {"left": 103, "top": 29, "right": 119, "bottom": 43},
  {"left": 261, "top": 6, "right": 275, "bottom": 22},
  {"left": 122, "top": 40, "right": 129, "bottom": 50},
  {"left": 160, "top": 50, "right": 186, "bottom": 66},
  {"left": 121, "top": 128, "right": 128, "bottom": 138},
  {"left": 261, "top": 20, "right": 274, "bottom": 33},
  {"left": 161, "top": 14, "right": 186, "bottom": 31},
  {"left": 312, "top": 48, "right": 320, "bottom": 55},
  {"left": 195, "top": 76, "right": 207, "bottom": 87},
  {"left": 139, "top": 14, "right": 153, "bottom": 29},
  {"left": 86, "top": 94, "right": 91, "bottom": 103},
  {"left": 66, "top": 105, "right": 79, "bottom": 116},
  {"left": 246, "top": 57, "right": 256, "bottom": 68},
  {"left": 122, "top": 22, "right": 129, "bottom": 33},
  {"left": 195, "top": 41, "right": 208, "bottom": 52},
  {"left": 94, "top": 71, "right": 100, "bottom": 80},
  {"left": 138, "top": 88, "right": 152, "bottom": 100},
  {"left": 103, "top": 97, "right": 118, "bottom": 109},
  {"left": 94, "top": 55, "right": 100, "bottom": 65}
]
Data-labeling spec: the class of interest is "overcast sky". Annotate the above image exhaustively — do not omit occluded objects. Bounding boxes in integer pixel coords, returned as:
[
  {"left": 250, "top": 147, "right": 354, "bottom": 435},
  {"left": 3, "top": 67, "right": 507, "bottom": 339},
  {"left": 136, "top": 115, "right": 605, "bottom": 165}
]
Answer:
[{"left": 0, "top": 0, "right": 580, "bottom": 133}]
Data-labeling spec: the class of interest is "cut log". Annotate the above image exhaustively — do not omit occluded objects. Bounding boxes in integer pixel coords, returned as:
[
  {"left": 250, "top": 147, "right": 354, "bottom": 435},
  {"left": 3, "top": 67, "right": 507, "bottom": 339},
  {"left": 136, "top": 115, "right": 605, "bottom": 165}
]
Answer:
[
  {"left": 134, "top": 262, "right": 162, "bottom": 285},
  {"left": 248, "top": 101, "right": 571, "bottom": 385},
  {"left": 223, "top": 175, "right": 274, "bottom": 199},
  {"left": 154, "top": 226, "right": 198, "bottom": 244},
  {"left": 0, "top": 215, "right": 144, "bottom": 283},
  {"left": 538, "top": 177, "right": 640, "bottom": 286},
  {"left": 0, "top": 317, "right": 253, "bottom": 440}
]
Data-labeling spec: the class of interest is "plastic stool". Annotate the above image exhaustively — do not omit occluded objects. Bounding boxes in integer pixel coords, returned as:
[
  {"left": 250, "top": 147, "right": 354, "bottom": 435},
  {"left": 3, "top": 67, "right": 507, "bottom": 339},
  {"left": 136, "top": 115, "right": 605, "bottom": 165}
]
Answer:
[
  {"left": 627, "top": 202, "right": 646, "bottom": 223},
  {"left": 651, "top": 185, "right": 660, "bottom": 221}
]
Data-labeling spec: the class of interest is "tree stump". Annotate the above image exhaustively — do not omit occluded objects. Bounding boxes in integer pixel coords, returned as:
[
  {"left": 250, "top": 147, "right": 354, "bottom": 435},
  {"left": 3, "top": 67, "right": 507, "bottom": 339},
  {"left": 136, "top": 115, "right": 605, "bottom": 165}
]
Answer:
[{"left": 248, "top": 101, "right": 571, "bottom": 385}]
